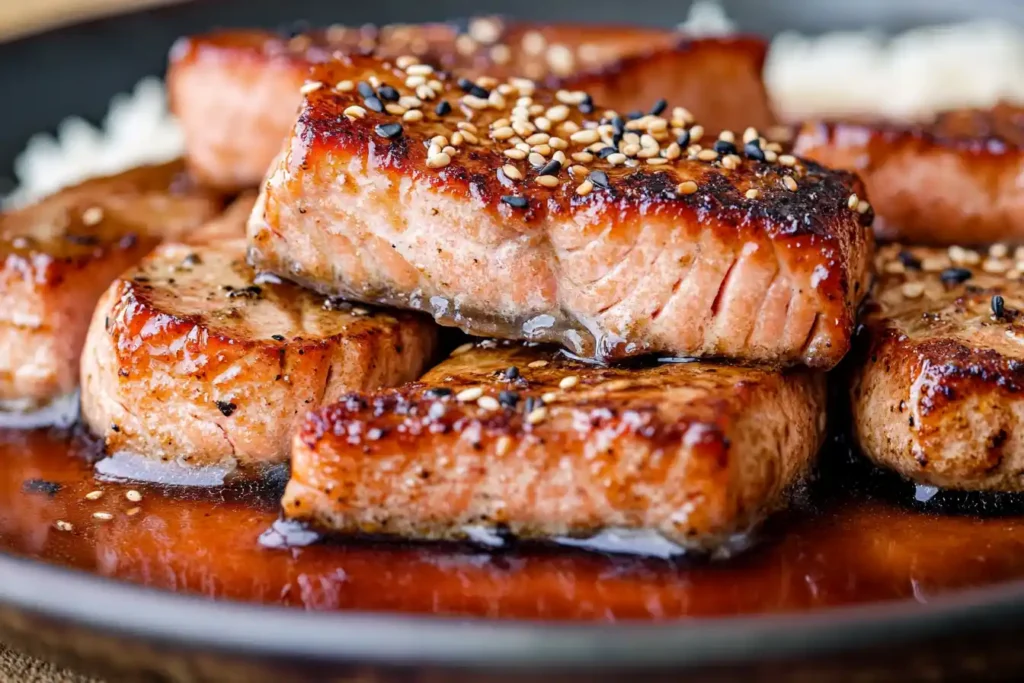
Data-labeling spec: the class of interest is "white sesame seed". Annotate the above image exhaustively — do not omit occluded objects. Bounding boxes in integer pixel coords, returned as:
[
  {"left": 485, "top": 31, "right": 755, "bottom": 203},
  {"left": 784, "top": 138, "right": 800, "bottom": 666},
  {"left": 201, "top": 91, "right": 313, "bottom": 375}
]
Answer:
[
  {"left": 601, "top": 379, "right": 633, "bottom": 392},
  {"left": 848, "top": 194, "right": 860, "bottom": 210},
  {"left": 335, "top": 80, "right": 355, "bottom": 92},
  {"left": 427, "top": 153, "right": 452, "bottom": 169},
  {"left": 991, "top": 244, "right": 1010, "bottom": 259},
  {"left": 492, "top": 126, "right": 517, "bottom": 141},
  {"left": 720, "top": 155, "right": 739, "bottom": 170},
  {"left": 526, "top": 133, "right": 550, "bottom": 146},
  {"left": 746, "top": 188, "right": 761, "bottom": 199},
  {"left": 689, "top": 125, "right": 704, "bottom": 142},
  {"left": 491, "top": 44, "right": 512, "bottom": 65},
  {"left": 416, "top": 85, "right": 436, "bottom": 101},
  {"left": 462, "top": 95, "right": 489, "bottom": 110},
  {"left": 568, "top": 165, "right": 588, "bottom": 179},
  {"left": 531, "top": 144, "right": 552, "bottom": 156},
  {"left": 922, "top": 257, "right": 950, "bottom": 272},
  {"left": 488, "top": 91, "right": 507, "bottom": 109},
  {"left": 535, "top": 176, "right": 560, "bottom": 188},
  {"left": 526, "top": 407, "right": 549, "bottom": 424},
  {"left": 571, "top": 152, "right": 595, "bottom": 163},
  {"left": 549, "top": 137, "right": 568, "bottom": 150},
  {"left": 697, "top": 149, "right": 718, "bottom": 161},
  {"left": 368, "top": 76, "right": 381, "bottom": 88},
  {"left": 534, "top": 116, "right": 552, "bottom": 132},
  {"left": 857, "top": 200, "right": 871, "bottom": 214},
  {"left": 647, "top": 158, "right": 669, "bottom": 166},
  {"left": 778, "top": 154, "right": 797, "bottom": 167},
  {"left": 126, "top": 507, "right": 141, "bottom": 516},
  {"left": 55, "top": 520, "right": 73, "bottom": 532},
  {"left": 451, "top": 342, "right": 474, "bottom": 356},
  {"left": 546, "top": 105, "right": 570, "bottom": 122},
  {"left": 501, "top": 164, "right": 523, "bottom": 180},
  {"left": 677, "top": 180, "right": 698, "bottom": 195},
  {"left": 495, "top": 435, "right": 513, "bottom": 456},
  {"left": 442, "top": 145, "right": 457, "bottom": 156},
  {"left": 622, "top": 143, "right": 641, "bottom": 157},
  {"left": 522, "top": 31, "right": 546, "bottom": 55},
  {"left": 718, "top": 130, "right": 736, "bottom": 143},
  {"left": 396, "top": 56, "right": 419, "bottom": 69},
  {"left": 570, "top": 129, "right": 600, "bottom": 145},
  {"left": 984, "top": 258, "right": 1010, "bottom": 274},
  {"left": 456, "top": 387, "right": 484, "bottom": 402},
  {"left": 783, "top": 176, "right": 799, "bottom": 192},
  {"left": 559, "top": 375, "right": 580, "bottom": 390},
  {"left": 560, "top": 120, "right": 581, "bottom": 135},
  {"left": 504, "top": 149, "right": 527, "bottom": 160},
  {"left": 764, "top": 150, "right": 778, "bottom": 163},
  {"left": 81, "top": 206, "right": 104, "bottom": 226},
  {"left": 528, "top": 360, "right": 549, "bottom": 368},
  {"left": 85, "top": 490, "right": 104, "bottom": 501},
  {"left": 92, "top": 512, "right": 114, "bottom": 521},
  {"left": 576, "top": 180, "right": 594, "bottom": 196},
  {"left": 477, "top": 396, "right": 501, "bottom": 411},
  {"left": 884, "top": 260, "right": 906, "bottom": 274},
  {"left": 126, "top": 490, "right": 142, "bottom": 503},
  {"left": 553, "top": 150, "right": 567, "bottom": 165},
  {"left": 647, "top": 118, "right": 668, "bottom": 134},
  {"left": 399, "top": 96, "right": 422, "bottom": 109},
  {"left": 900, "top": 282, "right": 925, "bottom": 299},
  {"left": 541, "top": 392, "right": 558, "bottom": 403},
  {"left": 343, "top": 105, "right": 367, "bottom": 120},
  {"left": 607, "top": 153, "right": 627, "bottom": 165},
  {"left": 406, "top": 64, "right": 434, "bottom": 76},
  {"left": 385, "top": 103, "right": 407, "bottom": 116},
  {"left": 403, "top": 110, "right": 424, "bottom": 123},
  {"left": 300, "top": 81, "right": 323, "bottom": 95},
  {"left": 664, "top": 142, "right": 681, "bottom": 160},
  {"left": 450, "top": 132, "right": 465, "bottom": 146},
  {"left": 743, "top": 127, "right": 760, "bottom": 144}
]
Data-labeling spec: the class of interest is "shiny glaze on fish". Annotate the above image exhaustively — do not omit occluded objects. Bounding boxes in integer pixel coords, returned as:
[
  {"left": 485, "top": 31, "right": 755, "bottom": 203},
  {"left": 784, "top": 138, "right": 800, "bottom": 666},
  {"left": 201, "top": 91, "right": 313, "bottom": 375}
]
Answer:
[
  {"left": 248, "top": 54, "right": 872, "bottom": 367},
  {"left": 168, "top": 19, "right": 773, "bottom": 189}
]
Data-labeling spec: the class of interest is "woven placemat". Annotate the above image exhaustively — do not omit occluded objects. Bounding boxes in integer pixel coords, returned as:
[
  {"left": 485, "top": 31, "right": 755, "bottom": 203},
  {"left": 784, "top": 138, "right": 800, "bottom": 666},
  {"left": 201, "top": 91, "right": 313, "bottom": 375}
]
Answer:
[{"left": 0, "top": 645, "right": 99, "bottom": 683}]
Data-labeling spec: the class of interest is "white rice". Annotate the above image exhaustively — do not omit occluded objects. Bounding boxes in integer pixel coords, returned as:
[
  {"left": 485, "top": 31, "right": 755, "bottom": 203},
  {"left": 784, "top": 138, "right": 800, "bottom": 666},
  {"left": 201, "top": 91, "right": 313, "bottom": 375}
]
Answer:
[{"left": 7, "top": 5, "right": 1024, "bottom": 203}]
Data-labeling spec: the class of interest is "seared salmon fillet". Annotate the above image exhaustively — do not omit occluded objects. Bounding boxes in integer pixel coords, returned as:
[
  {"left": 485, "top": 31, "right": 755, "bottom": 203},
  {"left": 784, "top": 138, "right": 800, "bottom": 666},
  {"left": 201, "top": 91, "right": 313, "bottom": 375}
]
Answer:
[
  {"left": 852, "top": 243, "right": 1024, "bottom": 491},
  {"left": 80, "top": 198, "right": 438, "bottom": 480},
  {"left": 284, "top": 342, "right": 826, "bottom": 555},
  {"left": 168, "top": 18, "right": 773, "bottom": 189},
  {"left": 0, "top": 161, "right": 221, "bottom": 422},
  {"left": 794, "top": 104, "right": 1024, "bottom": 245},
  {"left": 248, "top": 54, "right": 872, "bottom": 367}
]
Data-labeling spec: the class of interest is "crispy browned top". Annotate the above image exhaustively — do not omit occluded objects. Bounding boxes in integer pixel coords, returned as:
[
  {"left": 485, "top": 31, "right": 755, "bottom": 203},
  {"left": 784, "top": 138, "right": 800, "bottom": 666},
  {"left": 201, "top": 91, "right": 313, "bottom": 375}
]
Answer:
[
  {"left": 797, "top": 103, "right": 1024, "bottom": 158},
  {"left": 860, "top": 244, "right": 1024, "bottom": 411},
  {"left": 170, "top": 17, "right": 765, "bottom": 90},
  {"left": 0, "top": 161, "right": 221, "bottom": 286},
  {"left": 302, "top": 341, "right": 811, "bottom": 451},
  {"left": 291, "top": 54, "right": 868, "bottom": 239}
]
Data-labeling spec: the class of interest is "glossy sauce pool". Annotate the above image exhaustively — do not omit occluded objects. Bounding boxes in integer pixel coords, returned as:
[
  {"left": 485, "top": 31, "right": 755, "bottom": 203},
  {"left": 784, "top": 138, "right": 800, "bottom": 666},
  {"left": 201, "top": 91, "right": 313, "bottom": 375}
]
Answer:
[{"left": 4, "top": 427, "right": 1024, "bottom": 621}]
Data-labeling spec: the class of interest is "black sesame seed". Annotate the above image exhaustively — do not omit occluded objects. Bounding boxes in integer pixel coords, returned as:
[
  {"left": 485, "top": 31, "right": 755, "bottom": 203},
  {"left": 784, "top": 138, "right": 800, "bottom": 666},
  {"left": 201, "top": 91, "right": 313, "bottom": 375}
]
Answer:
[
  {"left": 649, "top": 98, "right": 667, "bottom": 116},
  {"left": 538, "top": 160, "right": 561, "bottom": 176},
  {"left": 375, "top": 122, "right": 403, "bottom": 139},
  {"left": 501, "top": 366, "right": 520, "bottom": 380},
  {"left": 676, "top": 129, "right": 691, "bottom": 148},
  {"left": 271, "top": 334, "right": 285, "bottom": 341},
  {"left": 435, "top": 100, "right": 452, "bottom": 116},
  {"left": 22, "top": 479, "right": 61, "bottom": 497},
  {"left": 424, "top": 387, "right": 453, "bottom": 399},
  {"left": 469, "top": 84, "right": 490, "bottom": 99},
  {"left": 714, "top": 140, "right": 738, "bottom": 155},
  {"left": 897, "top": 250, "right": 922, "bottom": 270},
  {"left": 578, "top": 95, "right": 594, "bottom": 114},
  {"left": 215, "top": 400, "right": 238, "bottom": 417},
  {"left": 524, "top": 396, "right": 542, "bottom": 413},
  {"left": 940, "top": 267, "right": 973, "bottom": 285},
  {"left": 377, "top": 85, "right": 400, "bottom": 101},
  {"left": 588, "top": 170, "right": 610, "bottom": 189},
  {"left": 181, "top": 252, "right": 201, "bottom": 267},
  {"left": 498, "top": 390, "right": 520, "bottom": 408},
  {"left": 501, "top": 195, "right": 528, "bottom": 209},
  {"left": 993, "top": 295, "right": 1006, "bottom": 318},
  {"left": 457, "top": 77, "right": 475, "bottom": 91},
  {"left": 743, "top": 140, "right": 766, "bottom": 161},
  {"left": 627, "top": 110, "right": 643, "bottom": 120},
  {"left": 357, "top": 81, "right": 376, "bottom": 99},
  {"left": 612, "top": 116, "right": 625, "bottom": 135},
  {"left": 597, "top": 146, "right": 617, "bottom": 159},
  {"left": 364, "top": 96, "right": 384, "bottom": 113}
]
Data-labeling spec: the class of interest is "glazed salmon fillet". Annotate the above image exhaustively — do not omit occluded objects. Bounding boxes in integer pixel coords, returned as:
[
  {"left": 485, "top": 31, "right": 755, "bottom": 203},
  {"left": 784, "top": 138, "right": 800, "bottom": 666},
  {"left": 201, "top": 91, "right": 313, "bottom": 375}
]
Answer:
[
  {"left": 852, "top": 243, "right": 1024, "bottom": 491},
  {"left": 0, "top": 161, "right": 221, "bottom": 424},
  {"left": 80, "top": 198, "right": 438, "bottom": 481},
  {"left": 248, "top": 54, "right": 873, "bottom": 367},
  {"left": 795, "top": 104, "right": 1024, "bottom": 245},
  {"left": 284, "top": 342, "right": 826, "bottom": 555},
  {"left": 168, "top": 17, "right": 773, "bottom": 189}
]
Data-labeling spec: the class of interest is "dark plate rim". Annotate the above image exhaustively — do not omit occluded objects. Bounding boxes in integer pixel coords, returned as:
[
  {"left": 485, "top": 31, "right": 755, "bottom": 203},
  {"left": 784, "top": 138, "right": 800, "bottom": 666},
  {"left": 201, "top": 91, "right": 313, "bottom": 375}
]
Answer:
[{"left": 5, "top": 0, "right": 1024, "bottom": 671}]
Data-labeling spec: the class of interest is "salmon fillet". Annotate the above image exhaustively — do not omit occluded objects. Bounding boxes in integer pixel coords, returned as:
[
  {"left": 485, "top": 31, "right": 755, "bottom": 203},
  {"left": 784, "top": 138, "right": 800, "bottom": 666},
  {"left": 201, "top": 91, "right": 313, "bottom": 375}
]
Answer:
[
  {"left": 248, "top": 54, "right": 872, "bottom": 368},
  {"left": 0, "top": 161, "right": 221, "bottom": 421},
  {"left": 80, "top": 198, "right": 438, "bottom": 480},
  {"left": 852, "top": 243, "right": 1024, "bottom": 491},
  {"left": 168, "top": 18, "right": 773, "bottom": 189},
  {"left": 794, "top": 104, "right": 1024, "bottom": 245},
  {"left": 284, "top": 342, "right": 826, "bottom": 555}
]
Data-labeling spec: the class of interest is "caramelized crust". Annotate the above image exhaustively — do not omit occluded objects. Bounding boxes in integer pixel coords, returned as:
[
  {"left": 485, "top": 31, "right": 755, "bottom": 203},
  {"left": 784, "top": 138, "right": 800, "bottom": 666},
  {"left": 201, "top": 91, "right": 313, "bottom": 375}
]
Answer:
[
  {"left": 249, "top": 54, "right": 872, "bottom": 367},
  {"left": 285, "top": 342, "right": 826, "bottom": 553},
  {"left": 0, "top": 162, "right": 221, "bottom": 412},
  {"left": 795, "top": 104, "right": 1024, "bottom": 245},
  {"left": 81, "top": 198, "right": 438, "bottom": 475},
  {"left": 852, "top": 243, "right": 1024, "bottom": 491},
  {"left": 168, "top": 18, "right": 773, "bottom": 189}
]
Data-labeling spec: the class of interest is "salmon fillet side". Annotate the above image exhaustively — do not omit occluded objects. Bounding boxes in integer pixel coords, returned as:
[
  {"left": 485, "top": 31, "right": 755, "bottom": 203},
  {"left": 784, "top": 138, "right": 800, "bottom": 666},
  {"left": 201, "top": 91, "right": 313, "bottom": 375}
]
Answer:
[
  {"left": 80, "top": 198, "right": 438, "bottom": 480},
  {"left": 248, "top": 54, "right": 873, "bottom": 367},
  {"left": 0, "top": 161, "right": 221, "bottom": 419},
  {"left": 168, "top": 17, "right": 774, "bottom": 189},
  {"left": 852, "top": 243, "right": 1024, "bottom": 491},
  {"left": 795, "top": 104, "right": 1024, "bottom": 245},
  {"left": 284, "top": 342, "right": 826, "bottom": 555}
]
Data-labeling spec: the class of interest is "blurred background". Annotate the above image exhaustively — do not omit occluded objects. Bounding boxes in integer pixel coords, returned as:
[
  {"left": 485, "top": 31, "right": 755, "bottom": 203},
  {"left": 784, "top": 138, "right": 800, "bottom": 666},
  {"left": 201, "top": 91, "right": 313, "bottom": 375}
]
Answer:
[{"left": 3, "top": 0, "right": 1024, "bottom": 194}]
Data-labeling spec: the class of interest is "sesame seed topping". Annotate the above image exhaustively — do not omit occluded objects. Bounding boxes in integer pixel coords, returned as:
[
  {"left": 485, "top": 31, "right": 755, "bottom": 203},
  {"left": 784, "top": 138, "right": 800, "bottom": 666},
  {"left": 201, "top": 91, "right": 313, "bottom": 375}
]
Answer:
[
  {"left": 126, "top": 490, "right": 142, "bottom": 502},
  {"left": 335, "top": 80, "right": 355, "bottom": 92},
  {"left": 983, "top": 258, "right": 1010, "bottom": 274},
  {"left": 501, "top": 164, "right": 523, "bottom": 180},
  {"left": 477, "top": 396, "right": 501, "bottom": 411},
  {"left": 426, "top": 152, "right": 452, "bottom": 169},
  {"left": 300, "top": 81, "right": 323, "bottom": 95},
  {"left": 588, "top": 170, "right": 610, "bottom": 189},
  {"left": 55, "top": 520, "right": 73, "bottom": 532},
  {"left": 456, "top": 387, "right": 484, "bottom": 402},
  {"left": 495, "top": 435, "right": 513, "bottom": 456},
  {"left": 745, "top": 188, "right": 761, "bottom": 199},
  {"left": 81, "top": 207, "right": 104, "bottom": 226},
  {"left": 900, "top": 282, "right": 925, "bottom": 299},
  {"left": 364, "top": 96, "right": 384, "bottom": 113},
  {"left": 528, "top": 360, "right": 549, "bottom": 368},
  {"left": 778, "top": 154, "right": 797, "bottom": 167},
  {"left": 403, "top": 109, "right": 424, "bottom": 123},
  {"left": 677, "top": 180, "right": 699, "bottom": 195},
  {"left": 375, "top": 123, "right": 403, "bottom": 139},
  {"left": 848, "top": 194, "right": 860, "bottom": 210},
  {"left": 940, "top": 267, "right": 972, "bottom": 285},
  {"left": 451, "top": 342, "right": 474, "bottom": 356},
  {"left": 697, "top": 149, "right": 719, "bottom": 161},
  {"left": 857, "top": 200, "right": 871, "bottom": 214},
  {"left": 343, "top": 105, "right": 367, "bottom": 120},
  {"left": 535, "top": 175, "right": 560, "bottom": 188},
  {"left": 85, "top": 490, "right": 104, "bottom": 500},
  {"left": 992, "top": 294, "right": 1006, "bottom": 318},
  {"left": 501, "top": 195, "right": 528, "bottom": 208},
  {"left": 541, "top": 392, "right": 558, "bottom": 403},
  {"left": 525, "top": 407, "right": 549, "bottom": 425},
  {"left": 783, "top": 176, "right": 798, "bottom": 192},
  {"left": 576, "top": 180, "right": 594, "bottom": 196},
  {"left": 606, "top": 152, "right": 627, "bottom": 165},
  {"left": 92, "top": 512, "right": 114, "bottom": 521},
  {"left": 504, "top": 149, "right": 527, "bottom": 160},
  {"left": 559, "top": 375, "right": 580, "bottom": 390},
  {"left": 406, "top": 64, "right": 434, "bottom": 76},
  {"left": 435, "top": 100, "right": 451, "bottom": 116},
  {"left": 538, "top": 159, "right": 561, "bottom": 176},
  {"left": 991, "top": 244, "right": 1010, "bottom": 259}
]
